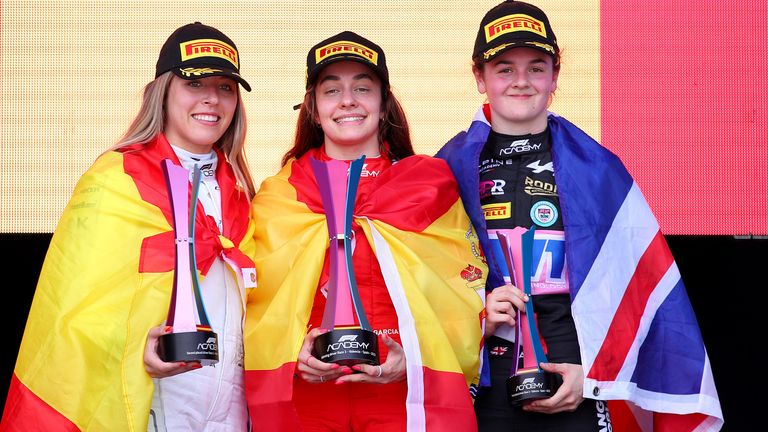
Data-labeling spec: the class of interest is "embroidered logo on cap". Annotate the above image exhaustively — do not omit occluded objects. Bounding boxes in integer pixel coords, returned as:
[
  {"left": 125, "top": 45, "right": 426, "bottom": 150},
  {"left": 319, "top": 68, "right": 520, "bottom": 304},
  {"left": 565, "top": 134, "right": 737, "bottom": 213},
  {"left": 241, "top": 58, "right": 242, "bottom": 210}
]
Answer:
[
  {"left": 180, "top": 67, "right": 224, "bottom": 78},
  {"left": 315, "top": 40, "right": 379, "bottom": 65},
  {"left": 180, "top": 38, "right": 239, "bottom": 69},
  {"left": 484, "top": 14, "right": 547, "bottom": 43},
  {"left": 526, "top": 41, "right": 556, "bottom": 54}
]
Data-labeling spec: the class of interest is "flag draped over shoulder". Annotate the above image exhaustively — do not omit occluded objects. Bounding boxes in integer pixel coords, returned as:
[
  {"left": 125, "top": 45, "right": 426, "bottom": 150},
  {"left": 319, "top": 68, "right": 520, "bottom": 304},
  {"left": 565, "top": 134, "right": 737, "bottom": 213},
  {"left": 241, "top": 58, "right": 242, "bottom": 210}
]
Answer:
[
  {"left": 437, "top": 107, "right": 723, "bottom": 432},
  {"left": 0, "top": 135, "right": 255, "bottom": 431},
  {"left": 244, "top": 151, "right": 486, "bottom": 431}
]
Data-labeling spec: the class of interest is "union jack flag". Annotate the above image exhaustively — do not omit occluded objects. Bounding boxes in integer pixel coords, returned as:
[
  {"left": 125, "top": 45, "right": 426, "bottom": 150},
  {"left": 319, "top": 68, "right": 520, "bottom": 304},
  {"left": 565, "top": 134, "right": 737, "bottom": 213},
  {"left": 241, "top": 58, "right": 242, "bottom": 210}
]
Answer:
[
  {"left": 438, "top": 107, "right": 724, "bottom": 431},
  {"left": 490, "top": 346, "right": 508, "bottom": 356},
  {"left": 550, "top": 114, "right": 724, "bottom": 431}
]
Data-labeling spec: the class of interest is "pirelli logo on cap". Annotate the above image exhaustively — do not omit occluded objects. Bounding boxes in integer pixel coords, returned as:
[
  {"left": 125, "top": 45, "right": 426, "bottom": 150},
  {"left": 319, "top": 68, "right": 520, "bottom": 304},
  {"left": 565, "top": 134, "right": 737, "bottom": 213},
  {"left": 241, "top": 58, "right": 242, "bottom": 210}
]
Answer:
[
  {"left": 180, "top": 39, "right": 239, "bottom": 69},
  {"left": 485, "top": 14, "right": 546, "bottom": 43},
  {"left": 316, "top": 40, "right": 379, "bottom": 65},
  {"left": 482, "top": 202, "right": 511, "bottom": 220}
]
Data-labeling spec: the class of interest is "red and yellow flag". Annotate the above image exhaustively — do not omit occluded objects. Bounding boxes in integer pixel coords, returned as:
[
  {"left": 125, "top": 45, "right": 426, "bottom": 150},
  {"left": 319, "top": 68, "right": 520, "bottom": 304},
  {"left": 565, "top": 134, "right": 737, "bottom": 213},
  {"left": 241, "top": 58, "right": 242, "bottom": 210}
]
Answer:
[
  {"left": 1, "top": 136, "right": 255, "bottom": 431},
  {"left": 244, "top": 152, "right": 486, "bottom": 431}
]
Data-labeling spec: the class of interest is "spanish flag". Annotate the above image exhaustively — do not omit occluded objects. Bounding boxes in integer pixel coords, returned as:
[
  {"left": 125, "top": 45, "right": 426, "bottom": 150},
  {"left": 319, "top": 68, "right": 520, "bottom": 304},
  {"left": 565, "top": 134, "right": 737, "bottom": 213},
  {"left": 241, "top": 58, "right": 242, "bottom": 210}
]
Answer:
[
  {"left": 0, "top": 135, "right": 255, "bottom": 431},
  {"left": 244, "top": 150, "right": 487, "bottom": 431}
]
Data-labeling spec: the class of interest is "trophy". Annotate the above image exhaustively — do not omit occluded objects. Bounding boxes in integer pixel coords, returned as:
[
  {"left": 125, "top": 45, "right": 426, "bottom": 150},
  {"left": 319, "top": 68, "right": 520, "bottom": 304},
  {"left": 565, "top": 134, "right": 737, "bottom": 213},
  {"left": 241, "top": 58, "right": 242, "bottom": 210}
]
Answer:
[
  {"left": 309, "top": 156, "right": 379, "bottom": 366},
  {"left": 156, "top": 159, "right": 218, "bottom": 365},
  {"left": 497, "top": 226, "right": 559, "bottom": 406}
]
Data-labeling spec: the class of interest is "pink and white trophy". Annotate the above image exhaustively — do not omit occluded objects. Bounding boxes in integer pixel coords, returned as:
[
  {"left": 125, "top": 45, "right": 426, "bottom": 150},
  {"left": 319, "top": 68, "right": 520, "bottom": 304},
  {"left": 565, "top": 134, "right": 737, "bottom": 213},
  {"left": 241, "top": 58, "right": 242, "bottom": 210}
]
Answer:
[
  {"left": 497, "top": 227, "right": 559, "bottom": 406},
  {"left": 309, "top": 156, "right": 379, "bottom": 366},
  {"left": 156, "top": 159, "right": 218, "bottom": 365}
]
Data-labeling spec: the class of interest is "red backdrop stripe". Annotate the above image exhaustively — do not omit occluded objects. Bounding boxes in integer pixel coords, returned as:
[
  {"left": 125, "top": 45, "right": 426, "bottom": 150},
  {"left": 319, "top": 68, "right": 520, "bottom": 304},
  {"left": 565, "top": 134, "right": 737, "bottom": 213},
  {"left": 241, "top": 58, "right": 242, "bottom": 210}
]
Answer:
[{"left": 600, "top": 0, "right": 768, "bottom": 235}]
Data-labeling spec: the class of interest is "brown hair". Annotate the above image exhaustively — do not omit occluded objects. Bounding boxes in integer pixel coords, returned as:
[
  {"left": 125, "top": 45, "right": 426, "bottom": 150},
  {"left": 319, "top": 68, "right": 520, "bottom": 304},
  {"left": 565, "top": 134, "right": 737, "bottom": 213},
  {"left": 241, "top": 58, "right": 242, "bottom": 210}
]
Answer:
[{"left": 281, "top": 82, "right": 414, "bottom": 166}]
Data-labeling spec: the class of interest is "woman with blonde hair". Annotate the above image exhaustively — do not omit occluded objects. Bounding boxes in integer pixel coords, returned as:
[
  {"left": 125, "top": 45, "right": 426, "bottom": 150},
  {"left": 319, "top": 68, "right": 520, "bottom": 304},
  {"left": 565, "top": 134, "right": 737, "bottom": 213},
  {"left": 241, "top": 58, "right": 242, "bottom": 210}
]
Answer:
[{"left": 2, "top": 22, "right": 257, "bottom": 431}]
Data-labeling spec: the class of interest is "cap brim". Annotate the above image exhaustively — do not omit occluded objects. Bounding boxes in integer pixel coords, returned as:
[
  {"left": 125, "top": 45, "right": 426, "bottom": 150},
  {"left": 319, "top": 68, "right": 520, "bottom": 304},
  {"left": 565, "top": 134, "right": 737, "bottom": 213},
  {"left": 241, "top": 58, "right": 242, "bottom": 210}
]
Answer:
[
  {"left": 306, "top": 55, "right": 387, "bottom": 88},
  {"left": 481, "top": 40, "right": 557, "bottom": 62},
  {"left": 172, "top": 68, "right": 252, "bottom": 92}
]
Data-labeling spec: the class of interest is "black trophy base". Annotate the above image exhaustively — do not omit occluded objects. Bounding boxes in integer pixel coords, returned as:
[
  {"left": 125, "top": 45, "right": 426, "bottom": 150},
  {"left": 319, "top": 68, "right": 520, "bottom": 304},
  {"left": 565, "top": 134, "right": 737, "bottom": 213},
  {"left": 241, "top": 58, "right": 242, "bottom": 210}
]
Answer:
[
  {"left": 506, "top": 369, "right": 560, "bottom": 407},
  {"left": 158, "top": 330, "right": 219, "bottom": 366},
  {"left": 313, "top": 328, "right": 379, "bottom": 366}
]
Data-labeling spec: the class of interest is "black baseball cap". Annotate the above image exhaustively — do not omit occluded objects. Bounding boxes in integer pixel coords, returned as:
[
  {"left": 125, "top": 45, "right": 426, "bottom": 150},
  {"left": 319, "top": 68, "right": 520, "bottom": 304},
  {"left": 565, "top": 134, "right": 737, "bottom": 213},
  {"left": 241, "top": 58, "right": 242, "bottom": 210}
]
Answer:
[
  {"left": 156, "top": 22, "right": 251, "bottom": 91},
  {"left": 304, "top": 31, "right": 389, "bottom": 89},
  {"left": 473, "top": 1, "right": 559, "bottom": 63}
]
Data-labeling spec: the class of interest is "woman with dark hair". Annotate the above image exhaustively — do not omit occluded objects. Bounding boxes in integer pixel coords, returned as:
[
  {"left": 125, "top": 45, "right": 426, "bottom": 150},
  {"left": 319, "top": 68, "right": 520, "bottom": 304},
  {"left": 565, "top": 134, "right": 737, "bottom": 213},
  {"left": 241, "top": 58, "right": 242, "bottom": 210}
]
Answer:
[
  {"left": 281, "top": 55, "right": 413, "bottom": 165},
  {"left": 244, "top": 31, "right": 487, "bottom": 431}
]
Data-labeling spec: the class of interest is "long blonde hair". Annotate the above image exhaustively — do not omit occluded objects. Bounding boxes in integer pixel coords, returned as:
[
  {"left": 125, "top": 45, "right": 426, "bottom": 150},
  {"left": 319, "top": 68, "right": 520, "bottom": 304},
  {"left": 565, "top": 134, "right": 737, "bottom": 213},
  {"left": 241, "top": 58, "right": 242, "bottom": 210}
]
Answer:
[{"left": 114, "top": 72, "right": 255, "bottom": 199}]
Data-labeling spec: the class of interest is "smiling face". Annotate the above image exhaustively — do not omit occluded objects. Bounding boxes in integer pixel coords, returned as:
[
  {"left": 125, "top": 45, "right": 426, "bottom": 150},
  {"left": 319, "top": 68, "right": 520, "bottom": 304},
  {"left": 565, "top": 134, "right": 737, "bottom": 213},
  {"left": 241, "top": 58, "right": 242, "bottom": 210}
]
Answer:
[
  {"left": 474, "top": 47, "right": 559, "bottom": 135},
  {"left": 314, "top": 60, "right": 383, "bottom": 160},
  {"left": 164, "top": 75, "right": 239, "bottom": 154}
]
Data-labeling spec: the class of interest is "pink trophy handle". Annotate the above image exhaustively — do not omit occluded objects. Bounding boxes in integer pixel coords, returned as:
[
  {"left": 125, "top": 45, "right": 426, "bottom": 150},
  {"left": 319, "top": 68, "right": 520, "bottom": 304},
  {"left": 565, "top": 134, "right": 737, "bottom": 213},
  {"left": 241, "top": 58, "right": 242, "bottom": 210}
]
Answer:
[
  {"left": 310, "top": 157, "right": 358, "bottom": 328},
  {"left": 497, "top": 227, "right": 538, "bottom": 372},
  {"left": 163, "top": 159, "right": 197, "bottom": 333}
]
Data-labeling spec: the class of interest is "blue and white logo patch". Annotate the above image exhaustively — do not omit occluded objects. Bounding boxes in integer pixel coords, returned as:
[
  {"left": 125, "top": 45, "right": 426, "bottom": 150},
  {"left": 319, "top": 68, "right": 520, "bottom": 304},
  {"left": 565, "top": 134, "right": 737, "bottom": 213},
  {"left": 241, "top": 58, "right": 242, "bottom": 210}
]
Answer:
[{"left": 530, "top": 200, "right": 558, "bottom": 227}]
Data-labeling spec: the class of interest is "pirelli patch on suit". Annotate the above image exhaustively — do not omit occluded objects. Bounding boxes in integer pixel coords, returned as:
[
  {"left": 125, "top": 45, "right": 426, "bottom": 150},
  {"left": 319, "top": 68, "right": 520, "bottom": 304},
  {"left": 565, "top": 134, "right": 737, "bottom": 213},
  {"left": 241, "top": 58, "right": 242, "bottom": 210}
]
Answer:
[{"left": 483, "top": 202, "right": 511, "bottom": 220}]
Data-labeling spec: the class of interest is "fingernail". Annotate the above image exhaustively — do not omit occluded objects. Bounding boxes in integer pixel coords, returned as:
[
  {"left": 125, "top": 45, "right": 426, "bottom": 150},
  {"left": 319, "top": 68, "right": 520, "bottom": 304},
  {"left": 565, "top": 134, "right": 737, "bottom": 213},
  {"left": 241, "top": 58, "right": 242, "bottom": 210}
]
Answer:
[
  {"left": 180, "top": 362, "right": 187, "bottom": 367},
  {"left": 341, "top": 366, "right": 352, "bottom": 374},
  {"left": 164, "top": 326, "right": 173, "bottom": 332},
  {"left": 331, "top": 364, "right": 340, "bottom": 369},
  {"left": 351, "top": 365, "right": 362, "bottom": 371},
  {"left": 192, "top": 363, "right": 202, "bottom": 369}
]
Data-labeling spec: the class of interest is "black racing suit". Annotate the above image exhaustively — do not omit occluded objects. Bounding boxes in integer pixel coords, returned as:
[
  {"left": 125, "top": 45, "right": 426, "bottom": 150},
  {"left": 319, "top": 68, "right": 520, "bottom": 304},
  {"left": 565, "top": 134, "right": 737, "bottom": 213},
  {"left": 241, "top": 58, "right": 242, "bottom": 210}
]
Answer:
[{"left": 475, "top": 128, "right": 612, "bottom": 432}]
